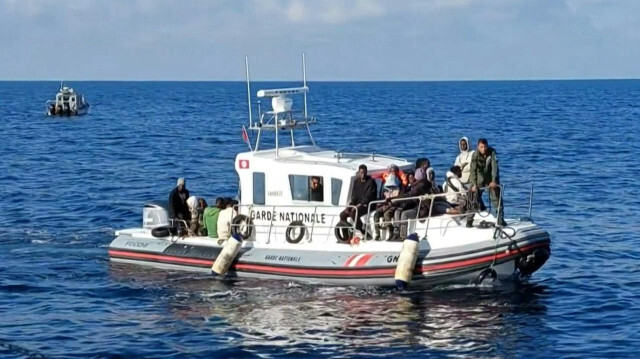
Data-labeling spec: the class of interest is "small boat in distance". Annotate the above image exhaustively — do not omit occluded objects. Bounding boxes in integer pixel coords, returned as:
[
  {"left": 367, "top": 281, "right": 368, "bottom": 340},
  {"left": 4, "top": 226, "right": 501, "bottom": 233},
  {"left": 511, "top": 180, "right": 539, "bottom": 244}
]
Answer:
[{"left": 46, "top": 82, "right": 90, "bottom": 116}]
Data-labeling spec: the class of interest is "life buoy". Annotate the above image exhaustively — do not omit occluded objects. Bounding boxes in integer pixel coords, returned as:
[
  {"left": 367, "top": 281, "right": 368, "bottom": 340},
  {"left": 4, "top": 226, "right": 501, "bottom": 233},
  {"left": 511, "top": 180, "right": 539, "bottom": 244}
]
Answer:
[
  {"left": 285, "top": 221, "right": 306, "bottom": 244},
  {"left": 474, "top": 267, "right": 497, "bottom": 285},
  {"left": 151, "top": 225, "right": 178, "bottom": 238},
  {"left": 334, "top": 220, "right": 353, "bottom": 243},
  {"left": 230, "top": 214, "right": 253, "bottom": 240}
]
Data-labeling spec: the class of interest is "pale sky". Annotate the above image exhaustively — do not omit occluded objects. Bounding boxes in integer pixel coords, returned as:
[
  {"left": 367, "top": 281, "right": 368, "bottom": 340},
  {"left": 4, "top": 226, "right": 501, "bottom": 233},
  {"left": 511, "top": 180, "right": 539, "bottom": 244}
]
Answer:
[{"left": 1, "top": 0, "right": 639, "bottom": 81}]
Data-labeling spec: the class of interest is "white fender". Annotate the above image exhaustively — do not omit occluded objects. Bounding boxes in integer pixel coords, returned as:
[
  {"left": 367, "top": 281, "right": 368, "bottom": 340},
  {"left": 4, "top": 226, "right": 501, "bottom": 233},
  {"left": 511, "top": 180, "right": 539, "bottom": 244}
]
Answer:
[
  {"left": 212, "top": 235, "right": 242, "bottom": 276},
  {"left": 394, "top": 233, "right": 420, "bottom": 290}
]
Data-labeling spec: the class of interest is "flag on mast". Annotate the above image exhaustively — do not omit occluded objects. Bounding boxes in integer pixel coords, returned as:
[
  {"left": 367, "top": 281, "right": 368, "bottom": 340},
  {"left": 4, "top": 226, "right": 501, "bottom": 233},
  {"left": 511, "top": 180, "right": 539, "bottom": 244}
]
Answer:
[{"left": 242, "top": 125, "right": 252, "bottom": 151}]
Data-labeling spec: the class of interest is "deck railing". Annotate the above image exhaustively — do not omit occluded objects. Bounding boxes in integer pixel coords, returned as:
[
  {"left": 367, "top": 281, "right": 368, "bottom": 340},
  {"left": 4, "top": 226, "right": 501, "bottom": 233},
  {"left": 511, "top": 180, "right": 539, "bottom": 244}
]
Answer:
[
  {"left": 227, "top": 181, "right": 534, "bottom": 243},
  {"left": 232, "top": 204, "right": 358, "bottom": 244}
]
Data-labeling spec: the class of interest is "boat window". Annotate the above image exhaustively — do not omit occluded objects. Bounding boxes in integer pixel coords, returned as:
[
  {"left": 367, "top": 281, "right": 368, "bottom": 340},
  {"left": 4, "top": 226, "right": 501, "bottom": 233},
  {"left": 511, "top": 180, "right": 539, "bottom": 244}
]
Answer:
[
  {"left": 288, "top": 175, "right": 324, "bottom": 202},
  {"left": 331, "top": 178, "right": 342, "bottom": 205},
  {"left": 253, "top": 172, "right": 265, "bottom": 205}
]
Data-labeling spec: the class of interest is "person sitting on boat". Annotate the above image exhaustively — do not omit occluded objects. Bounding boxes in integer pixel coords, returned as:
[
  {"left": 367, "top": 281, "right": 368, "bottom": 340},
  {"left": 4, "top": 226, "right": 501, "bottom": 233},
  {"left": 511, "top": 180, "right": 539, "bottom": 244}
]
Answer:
[
  {"left": 467, "top": 138, "right": 506, "bottom": 227},
  {"left": 203, "top": 197, "right": 226, "bottom": 239},
  {"left": 404, "top": 170, "right": 416, "bottom": 192},
  {"left": 309, "top": 176, "right": 324, "bottom": 202},
  {"left": 198, "top": 198, "right": 208, "bottom": 210},
  {"left": 382, "top": 164, "right": 408, "bottom": 189},
  {"left": 340, "top": 164, "right": 377, "bottom": 236},
  {"left": 373, "top": 173, "right": 402, "bottom": 241},
  {"left": 187, "top": 196, "right": 206, "bottom": 236},
  {"left": 454, "top": 136, "right": 475, "bottom": 186},
  {"left": 393, "top": 166, "right": 431, "bottom": 240},
  {"left": 416, "top": 158, "right": 430, "bottom": 178},
  {"left": 217, "top": 198, "right": 238, "bottom": 241},
  {"left": 169, "top": 178, "right": 191, "bottom": 223},
  {"left": 426, "top": 167, "right": 440, "bottom": 194},
  {"left": 443, "top": 165, "right": 468, "bottom": 215}
]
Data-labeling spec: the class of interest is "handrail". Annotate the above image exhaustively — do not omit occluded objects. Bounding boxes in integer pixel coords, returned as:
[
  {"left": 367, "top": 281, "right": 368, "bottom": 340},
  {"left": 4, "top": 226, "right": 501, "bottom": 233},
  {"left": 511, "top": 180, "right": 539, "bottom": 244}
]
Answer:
[
  {"left": 338, "top": 151, "right": 410, "bottom": 163},
  {"left": 225, "top": 180, "right": 534, "bottom": 244},
  {"left": 232, "top": 203, "right": 358, "bottom": 244},
  {"left": 364, "top": 181, "right": 534, "bottom": 239}
]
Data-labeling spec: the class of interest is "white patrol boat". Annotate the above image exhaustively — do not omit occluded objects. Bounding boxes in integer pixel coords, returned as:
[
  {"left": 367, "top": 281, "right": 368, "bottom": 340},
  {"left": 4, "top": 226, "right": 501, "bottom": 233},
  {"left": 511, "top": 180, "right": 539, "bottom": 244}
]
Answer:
[
  {"left": 46, "top": 83, "right": 90, "bottom": 116},
  {"left": 109, "top": 56, "right": 550, "bottom": 289}
]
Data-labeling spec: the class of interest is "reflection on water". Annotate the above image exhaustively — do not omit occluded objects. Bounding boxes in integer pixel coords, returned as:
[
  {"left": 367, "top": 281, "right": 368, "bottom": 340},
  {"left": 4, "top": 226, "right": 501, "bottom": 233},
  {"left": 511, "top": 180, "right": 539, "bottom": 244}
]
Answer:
[{"left": 110, "top": 264, "right": 550, "bottom": 357}]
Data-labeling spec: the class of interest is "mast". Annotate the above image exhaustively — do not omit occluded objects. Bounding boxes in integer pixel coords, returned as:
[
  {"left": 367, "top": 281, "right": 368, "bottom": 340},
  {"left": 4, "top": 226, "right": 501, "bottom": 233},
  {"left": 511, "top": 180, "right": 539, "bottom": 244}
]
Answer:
[
  {"left": 245, "top": 56, "right": 253, "bottom": 129},
  {"left": 302, "top": 53, "right": 308, "bottom": 119}
]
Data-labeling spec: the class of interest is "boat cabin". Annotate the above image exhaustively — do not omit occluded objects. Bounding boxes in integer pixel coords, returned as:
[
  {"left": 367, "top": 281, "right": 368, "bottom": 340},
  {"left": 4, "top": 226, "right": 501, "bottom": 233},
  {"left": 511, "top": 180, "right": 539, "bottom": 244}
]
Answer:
[{"left": 234, "top": 82, "right": 412, "bottom": 241}]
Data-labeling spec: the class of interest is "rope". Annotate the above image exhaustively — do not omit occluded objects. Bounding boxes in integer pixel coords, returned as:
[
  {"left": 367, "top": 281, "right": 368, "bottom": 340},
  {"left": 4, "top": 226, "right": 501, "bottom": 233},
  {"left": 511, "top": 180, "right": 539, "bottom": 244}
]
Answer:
[
  {"left": 477, "top": 220, "right": 520, "bottom": 270},
  {"left": 467, "top": 190, "right": 491, "bottom": 218}
]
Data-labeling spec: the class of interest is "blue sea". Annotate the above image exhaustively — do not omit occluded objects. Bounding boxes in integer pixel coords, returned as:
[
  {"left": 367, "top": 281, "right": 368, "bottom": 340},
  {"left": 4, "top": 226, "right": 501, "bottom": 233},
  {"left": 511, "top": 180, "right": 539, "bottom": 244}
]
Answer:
[{"left": 1, "top": 80, "right": 639, "bottom": 358}]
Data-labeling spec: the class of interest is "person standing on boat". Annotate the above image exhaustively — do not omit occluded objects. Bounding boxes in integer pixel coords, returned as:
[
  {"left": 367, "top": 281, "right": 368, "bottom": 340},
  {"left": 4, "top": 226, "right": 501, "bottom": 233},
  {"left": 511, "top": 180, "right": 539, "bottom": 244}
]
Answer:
[
  {"left": 169, "top": 178, "right": 191, "bottom": 222},
  {"left": 467, "top": 138, "right": 506, "bottom": 227},
  {"left": 340, "top": 164, "right": 377, "bottom": 236},
  {"left": 454, "top": 137, "right": 475, "bottom": 185}
]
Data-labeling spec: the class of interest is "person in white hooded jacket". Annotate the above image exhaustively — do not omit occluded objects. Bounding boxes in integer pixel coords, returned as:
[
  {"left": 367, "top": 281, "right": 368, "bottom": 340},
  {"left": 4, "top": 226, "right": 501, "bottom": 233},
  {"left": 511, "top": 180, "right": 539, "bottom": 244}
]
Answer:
[{"left": 454, "top": 137, "right": 474, "bottom": 185}]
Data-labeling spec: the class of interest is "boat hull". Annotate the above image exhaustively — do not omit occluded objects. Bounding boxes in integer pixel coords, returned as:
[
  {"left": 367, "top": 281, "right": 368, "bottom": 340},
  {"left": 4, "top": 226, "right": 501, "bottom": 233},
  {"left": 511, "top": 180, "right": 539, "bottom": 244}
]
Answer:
[
  {"left": 46, "top": 104, "right": 90, "bottom": 116},
  {"left": 108, "top": 226, "right": 550, "bottom": 288}
]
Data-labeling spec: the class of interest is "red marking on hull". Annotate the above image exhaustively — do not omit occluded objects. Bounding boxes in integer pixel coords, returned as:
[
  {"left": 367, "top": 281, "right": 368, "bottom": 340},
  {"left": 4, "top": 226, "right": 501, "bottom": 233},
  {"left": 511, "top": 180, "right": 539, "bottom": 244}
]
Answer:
[
  {"left": 109, "top": 250, "right": 213, "bottom": 266},
  {"left": 109, "top": 242, "right": 549, "bottom": 278},
  {"left": 354, "top": 254, "right": 373, "bottom": 267}
]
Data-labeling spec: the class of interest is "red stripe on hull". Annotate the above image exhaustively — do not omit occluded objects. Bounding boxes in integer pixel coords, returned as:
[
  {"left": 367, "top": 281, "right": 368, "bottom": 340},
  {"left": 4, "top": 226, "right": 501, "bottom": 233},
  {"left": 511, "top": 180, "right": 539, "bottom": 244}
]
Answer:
[
  {"left": 109, "top": 241, "right": 549, "bottom": 277},
  {"left": 109, "top": 249, "right": 213, "bottom": 266}
]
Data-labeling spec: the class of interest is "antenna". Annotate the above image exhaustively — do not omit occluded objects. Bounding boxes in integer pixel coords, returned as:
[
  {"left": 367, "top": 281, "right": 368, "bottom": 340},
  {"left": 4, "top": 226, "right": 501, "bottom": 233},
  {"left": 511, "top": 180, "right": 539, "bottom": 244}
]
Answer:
[
  {"left": 302, "top": 52, "right": 308, "bottom": 119},
  {"left": 245, "top": 56, "right": 253, "bottom": 128}
]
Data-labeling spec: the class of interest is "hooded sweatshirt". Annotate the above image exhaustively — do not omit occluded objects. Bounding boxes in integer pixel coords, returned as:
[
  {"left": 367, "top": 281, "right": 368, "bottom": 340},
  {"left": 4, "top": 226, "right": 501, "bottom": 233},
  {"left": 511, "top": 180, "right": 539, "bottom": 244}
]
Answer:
[
  {"left": 442, "top": 171, "right": 467, "bottom": 203},
  {"left": 203, "top": 207, "right": 221, "bottom": 238},
  {"left": 217, "top": 206, "right": 238, "bottom": 240},
  {"left": 454, "top": 137, "right": 475, "bottom": 185},
  {"left": 187, "top": 196, "right": 203, "bottom": 236},
  {"left": 426, "top": 167, "right": 439, "bottom": 194}
]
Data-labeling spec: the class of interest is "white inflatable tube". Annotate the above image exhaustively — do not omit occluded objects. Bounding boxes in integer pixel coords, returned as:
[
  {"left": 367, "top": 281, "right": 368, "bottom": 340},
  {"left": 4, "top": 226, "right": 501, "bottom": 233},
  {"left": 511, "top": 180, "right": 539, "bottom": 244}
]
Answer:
[
  {"left": 394, "top": 233, "right": 420, "bottom": 290},
  {"left": 212, "top": 235, "right": 242, "bottom": 276}
]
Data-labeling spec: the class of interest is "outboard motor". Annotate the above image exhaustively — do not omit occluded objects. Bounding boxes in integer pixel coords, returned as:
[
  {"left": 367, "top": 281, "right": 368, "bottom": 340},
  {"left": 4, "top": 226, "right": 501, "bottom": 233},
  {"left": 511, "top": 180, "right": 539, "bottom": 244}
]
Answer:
[{"left": 142, "top": 201, "right": 170, "bottom": 229}]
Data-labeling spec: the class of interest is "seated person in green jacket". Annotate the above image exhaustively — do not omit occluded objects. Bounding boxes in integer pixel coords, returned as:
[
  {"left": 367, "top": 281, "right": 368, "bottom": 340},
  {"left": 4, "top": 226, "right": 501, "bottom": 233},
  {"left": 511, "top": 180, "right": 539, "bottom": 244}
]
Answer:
[{"left": 203, "top": 197, "right": 226, "bottom": 238}]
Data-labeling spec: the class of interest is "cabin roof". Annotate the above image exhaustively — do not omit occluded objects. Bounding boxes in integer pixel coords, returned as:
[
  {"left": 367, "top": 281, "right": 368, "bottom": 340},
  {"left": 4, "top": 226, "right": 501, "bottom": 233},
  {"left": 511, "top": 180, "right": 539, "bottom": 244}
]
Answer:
[{"left": 238, "top": 146, "right": 412, "bottom": 172}]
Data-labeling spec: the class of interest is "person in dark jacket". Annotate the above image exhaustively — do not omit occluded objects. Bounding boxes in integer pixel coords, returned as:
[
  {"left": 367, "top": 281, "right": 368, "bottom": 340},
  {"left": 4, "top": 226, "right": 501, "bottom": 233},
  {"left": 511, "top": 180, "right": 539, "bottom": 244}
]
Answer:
[
  {"left": 169, "top": 177, "right": 191, "bottom": 222},
  {"left": 340, "top": 164, "right": 377, "bottom": 235},
  {"left": 467, "top": 138, "right": 505, "bottom": 227},
  {"left": 393, "top": 167, "right": 432, "bottom": 239}
]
